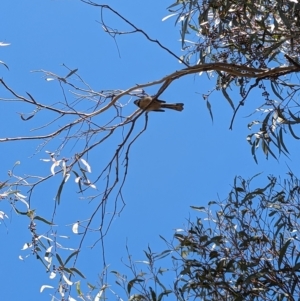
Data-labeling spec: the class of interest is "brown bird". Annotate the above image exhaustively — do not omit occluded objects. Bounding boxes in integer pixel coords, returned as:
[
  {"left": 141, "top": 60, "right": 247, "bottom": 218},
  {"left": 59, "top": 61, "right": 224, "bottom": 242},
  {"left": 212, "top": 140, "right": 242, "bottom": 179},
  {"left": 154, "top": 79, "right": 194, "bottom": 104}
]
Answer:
[{"left": 134, "top": 96, "right": 184, "bottom": 112}]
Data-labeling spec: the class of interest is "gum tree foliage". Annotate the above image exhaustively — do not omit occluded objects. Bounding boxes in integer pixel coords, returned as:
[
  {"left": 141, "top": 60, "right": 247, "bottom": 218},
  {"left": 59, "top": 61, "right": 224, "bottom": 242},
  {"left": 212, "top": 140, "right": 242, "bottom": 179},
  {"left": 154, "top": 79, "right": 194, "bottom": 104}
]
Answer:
[
  {"left": 1, "top": 0, "right": 300, "bottom": 300},
  {"left": 168, "top": 0, "right": 300, "bottom": 161},
  {"left": 115, "top": 173, "right": 300, "bottom": 301}
]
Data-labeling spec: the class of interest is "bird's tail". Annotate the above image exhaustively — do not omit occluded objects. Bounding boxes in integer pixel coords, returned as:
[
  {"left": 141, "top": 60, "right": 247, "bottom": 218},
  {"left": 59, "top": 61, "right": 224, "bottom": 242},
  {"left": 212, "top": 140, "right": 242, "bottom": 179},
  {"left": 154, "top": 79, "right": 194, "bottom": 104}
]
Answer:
[{"left": 161, "top": 103, "right": 184, "bottom": 111}]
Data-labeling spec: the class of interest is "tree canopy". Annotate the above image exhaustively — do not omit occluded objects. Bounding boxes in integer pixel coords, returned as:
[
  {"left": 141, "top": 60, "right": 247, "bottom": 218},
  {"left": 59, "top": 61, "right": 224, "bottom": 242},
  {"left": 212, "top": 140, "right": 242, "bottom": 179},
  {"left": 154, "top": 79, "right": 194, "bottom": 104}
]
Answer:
[
  {"left": 1, "top": 0, "right": 300, "bottom": 300},
  {"left": 113, "top": 173, "right": 300, "bottom": 301}
]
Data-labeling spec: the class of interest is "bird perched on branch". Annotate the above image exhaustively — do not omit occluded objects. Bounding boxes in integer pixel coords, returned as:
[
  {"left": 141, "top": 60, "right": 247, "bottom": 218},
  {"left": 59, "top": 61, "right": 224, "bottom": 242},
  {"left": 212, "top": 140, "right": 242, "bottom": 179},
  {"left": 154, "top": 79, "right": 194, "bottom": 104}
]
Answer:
[{"left": 134, "top": 96, "right": 184, "bottom": 112}]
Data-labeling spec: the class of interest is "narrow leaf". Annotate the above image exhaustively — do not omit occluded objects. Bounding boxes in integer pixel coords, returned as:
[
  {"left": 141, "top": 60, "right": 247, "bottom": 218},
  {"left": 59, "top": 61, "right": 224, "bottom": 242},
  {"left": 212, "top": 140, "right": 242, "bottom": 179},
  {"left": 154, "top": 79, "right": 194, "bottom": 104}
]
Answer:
[
  {"left": 65, "top": 68, "right": 78, "bottom": 79},
  {"left": 288, "top": 109, "right": 300, "bottom": 122},
  {"left": 34, "top": 215, "right": 54, "bottom": 225},
  {"left": 279, "top": 128, "right": 289, "bottom": 154},
  {"left": 288, "top": 123, "right": 300, "bottom": 139},
  {"left": 0, "top": 60, "right": 9, "bottom": 70},
  {"left": 64, "top": 250, "right": 79, "bottom": 265},
  {"left": 56, "top": 253, "right": 64, "bottom": 267},
  {"left": 162, "top": 13, "right": 178, "bottom": 21},
  {"left": 70, "top": 267, "right": 86, "bottom": 279},
  {"left": 206, "top": 100, "right": 213, "bottom": 122},
  {"left": 127, "top": 278, "right": 143, "bottom": 295},
  {"left": 55, "top": 178, "right": 66, "bottom": 205},
  {"left": 270, "top": 81, "right": 284, "bottom": 101},
  {"left": 80, "top": 158, "right": 91, "bottom": 173},
  {"left": 158, "top": 290, "right": 172, "bottom": 301},
  {"left": 221, "top": 89, "right": 235, "bottom": 110},
  {"left": 20, "top": 114, "right": 34, "bottom": 121},
  {"left": 26, "top": 92, "right": 37, "bottom": 103},
  {"left": 278, "top": 239, "right": 292, "bottom": 268},
  {"left": 76, "top": 281, "right": 83, "bottom": 296},
  {"left": 40, "top": 285, "right": 54, "bottom": 293},
  {"left": 62, "top": 273, "right": 73, "bottom": 286}
]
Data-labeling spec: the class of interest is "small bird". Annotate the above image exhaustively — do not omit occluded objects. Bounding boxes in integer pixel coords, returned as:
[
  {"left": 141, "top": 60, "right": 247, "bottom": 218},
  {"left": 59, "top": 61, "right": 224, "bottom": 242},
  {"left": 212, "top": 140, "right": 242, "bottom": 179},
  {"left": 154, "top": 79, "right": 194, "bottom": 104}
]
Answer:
[{"left": 134, "top": 96, "right": 184, "bottom": 112}]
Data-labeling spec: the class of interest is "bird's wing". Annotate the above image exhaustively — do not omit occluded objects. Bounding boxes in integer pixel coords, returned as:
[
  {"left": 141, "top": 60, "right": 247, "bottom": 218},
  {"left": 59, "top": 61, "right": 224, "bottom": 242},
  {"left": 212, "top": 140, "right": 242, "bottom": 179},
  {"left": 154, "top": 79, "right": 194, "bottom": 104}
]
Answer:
[{"left": 155, "top": 98, "right": 166, "bottom": 103}]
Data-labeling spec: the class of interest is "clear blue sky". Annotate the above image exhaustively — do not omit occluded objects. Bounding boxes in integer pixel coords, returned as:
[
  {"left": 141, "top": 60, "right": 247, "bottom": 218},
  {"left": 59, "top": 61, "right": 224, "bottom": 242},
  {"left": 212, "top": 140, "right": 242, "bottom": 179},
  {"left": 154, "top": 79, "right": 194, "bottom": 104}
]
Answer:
[{"left": 1, "top": 1, "right": 299, "bottom": 300}]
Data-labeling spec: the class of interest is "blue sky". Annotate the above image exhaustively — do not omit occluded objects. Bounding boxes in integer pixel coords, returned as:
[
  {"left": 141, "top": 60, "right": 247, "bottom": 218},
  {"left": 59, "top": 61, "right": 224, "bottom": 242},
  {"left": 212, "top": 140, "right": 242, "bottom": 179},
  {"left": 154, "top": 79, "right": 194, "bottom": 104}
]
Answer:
[{"left": 1, "top": 1, "right": 300, "bottom": 300}]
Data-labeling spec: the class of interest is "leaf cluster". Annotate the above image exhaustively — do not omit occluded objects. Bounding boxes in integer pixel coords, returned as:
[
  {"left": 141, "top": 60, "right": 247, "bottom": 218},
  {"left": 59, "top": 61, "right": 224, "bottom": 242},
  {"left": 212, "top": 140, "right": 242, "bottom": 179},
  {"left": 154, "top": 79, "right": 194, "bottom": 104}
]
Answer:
[
  {"left": 174, "top": 173, "right": 300, "bottom": 301},
  {"left": 170, "top": 0, "right": 300, "bottom": 66},
  {"left": 110, "top": 173, "right": 300, "bottom": 301},
  {"left": 164, "top": 0, "right": 300, "bottom": 160}
]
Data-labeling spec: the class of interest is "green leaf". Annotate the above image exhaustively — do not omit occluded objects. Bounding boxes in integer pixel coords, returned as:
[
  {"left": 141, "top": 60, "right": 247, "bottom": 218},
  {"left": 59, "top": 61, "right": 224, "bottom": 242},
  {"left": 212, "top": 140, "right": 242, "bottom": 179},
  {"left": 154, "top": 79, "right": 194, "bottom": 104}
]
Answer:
[
  {"left": 127, "top": 278, "right": 144, "bottom": 294},
  {"left": 72, "top": 170, "right": 83, "bottom": 192},
  {"left": 211, "top": 235, "right": 223, "bottom": 243},
  {"left": 206, "top": 100, "right": 213, "bottom": 122},
  {"left": 261, "top": 139, "right": 277, "bottom": 160},
  {"left": 188, "top": 23, "right": 199, "bottom": 32},
  {"left": 14, "top": 208, "right": 28, "bottom": 215},
  {"left": 158, "top": 290, "right": 172, "bottom": 301},
  {"left": 0, "top": 180, "right": 8, "bottom": 189},
  {"left": 155, "top": 273, "right": 168, "bottom": 291},
  {"left": 274, "top": 223, "right": 285, "bottom": 238},
  {"left": 288, "top": 109, "right": 300, "bottom": 123},
  {"left": 70, "top": 267, "right": 86, "bottom": 279},
  {"left": 270, "top": 80, "right": 284, "bottom": 101},
  {"left": 279, "top": 128, "right": 289, "bottom": 154},
  {"left": 33, "top": 215, "right": 54, "bottom": 225},
  {"left": 56, "top": 253, "right": 64, "bottom": 267},
  {"left": 181, "top": 18, "right": 189, "bottom": 48},
  {"left": 292, "top": 262, "right": 300, "bottom": 271},
  {"left": 251, "top": 138, "right": 258, "bottom": 164},
  {"left": 87, "top": 282, "right": 96, "bottom": 290},
  {"left": 20, "top": 114, "right": 34, "bottom": 121},
  {"left": 268, "top": 210, "right": 277, "bottom": 217},
  {"left": 149, "top": 287, "right": 157, "bottom": 301},
  {"left": 62, "top": 267, "right": 74, "bottom": 275},
  {"left": 110, "top": 270, "right": 121, "bottom": 276},
  {"left": 288, "top": 123, "right": 300, "bottom": 139},
  {"left": 64, "top": 250, "right": 79, "bottom": 265},
  {"left": 167, "top": 1, "right": 181, "bottom": 9},
  {"left": 159, "top": 235, "right": 169, "bottom": 244},
  {"left": 65, "top": 68, "right": 78, "bottom": 79},
  {"left": 35, "top": 253, "right": 48, "bottom": 269},
  {"left": 221, "top": 88, "right": 235, "bottom": 110},
  {"left": 26, "top": 92, "right": 37, "bottom": 103},
  {"left": 153, "top": 250, "right": 172, "bottom": 260},
  {"left": 278, "top": 239, "right": 292, "bottom": 268},
  {"left": 0, "top": 60, "right": 9, "bottom": 70},
  {"left": 55, "top": 177, "right": 66, "bottom": 205},
  {"left": 190, "top": 206, "right": 206, "bottom": 212},
  {"left": 76, "top": 281, "right": 83, "bottom": 296},
  {"left": 208, "top": 201, "right": 217, "bottom": 205}
]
